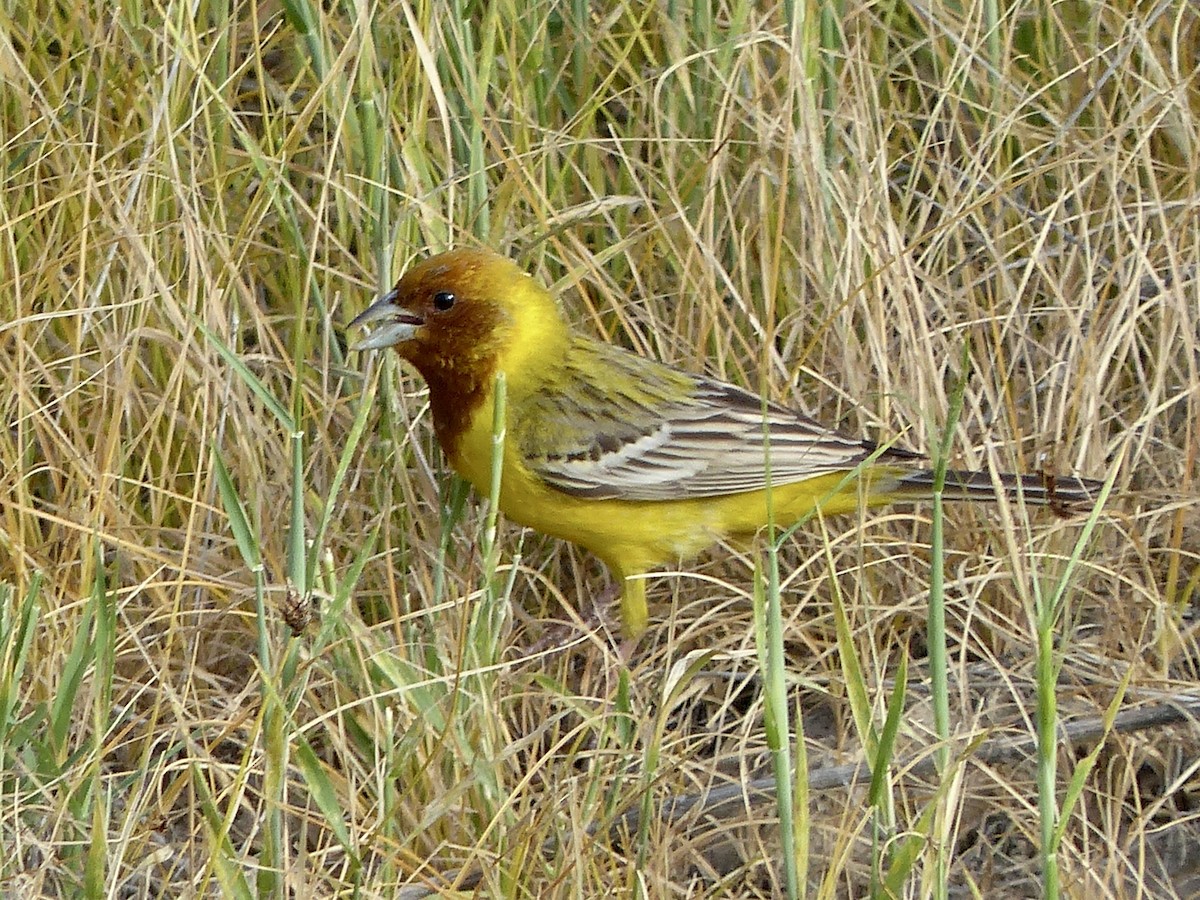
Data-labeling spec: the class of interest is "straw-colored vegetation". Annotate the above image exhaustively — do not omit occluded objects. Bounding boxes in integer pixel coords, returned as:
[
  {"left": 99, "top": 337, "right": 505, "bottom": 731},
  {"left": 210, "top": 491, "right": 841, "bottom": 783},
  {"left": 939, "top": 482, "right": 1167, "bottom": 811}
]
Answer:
[{"left": 2, "top": 0, "right": 1197, "bottom": 896}]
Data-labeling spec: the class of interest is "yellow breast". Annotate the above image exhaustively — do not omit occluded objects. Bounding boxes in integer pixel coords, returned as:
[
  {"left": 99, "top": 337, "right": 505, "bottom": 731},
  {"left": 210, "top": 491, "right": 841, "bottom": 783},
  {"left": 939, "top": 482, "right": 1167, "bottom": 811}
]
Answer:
[{"left": 448, "top": 400, "right": 878, "bottom": 578}]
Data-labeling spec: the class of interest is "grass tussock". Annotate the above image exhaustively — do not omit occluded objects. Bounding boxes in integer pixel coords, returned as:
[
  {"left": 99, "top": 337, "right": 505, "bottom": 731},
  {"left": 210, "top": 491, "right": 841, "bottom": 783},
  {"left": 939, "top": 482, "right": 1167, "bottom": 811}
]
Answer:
[{"left": 2, "top": 0, "right": 1198, "bottom": 896}]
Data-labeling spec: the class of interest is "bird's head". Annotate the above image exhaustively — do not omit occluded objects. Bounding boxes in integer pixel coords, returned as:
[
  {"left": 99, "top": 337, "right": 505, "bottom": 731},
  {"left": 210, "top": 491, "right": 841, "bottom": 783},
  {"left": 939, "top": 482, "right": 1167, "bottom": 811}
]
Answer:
[{"left": 349, "top": 249, "right": 570, "bottom": 390}]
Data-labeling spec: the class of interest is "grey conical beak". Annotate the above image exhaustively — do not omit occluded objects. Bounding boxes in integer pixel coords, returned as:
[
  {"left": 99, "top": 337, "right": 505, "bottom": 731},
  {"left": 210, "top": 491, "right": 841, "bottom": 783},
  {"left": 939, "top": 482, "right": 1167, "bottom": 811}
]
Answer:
[{"left": 348, "top": 288, "right": 423, "bottom": 350}]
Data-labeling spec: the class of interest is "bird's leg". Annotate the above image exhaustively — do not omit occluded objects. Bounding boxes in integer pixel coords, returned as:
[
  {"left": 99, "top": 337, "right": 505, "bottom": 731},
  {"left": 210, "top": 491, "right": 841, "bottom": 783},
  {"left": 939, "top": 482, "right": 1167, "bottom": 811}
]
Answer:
[{"left": 615, "top": 576, "right": 649, "bottom": 660}]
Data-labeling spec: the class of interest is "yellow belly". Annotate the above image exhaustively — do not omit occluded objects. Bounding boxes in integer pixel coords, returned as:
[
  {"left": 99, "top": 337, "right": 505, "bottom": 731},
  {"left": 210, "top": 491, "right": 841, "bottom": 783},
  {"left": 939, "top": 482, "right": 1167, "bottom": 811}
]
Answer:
[{"left": 449, "top": 420, "right": 884, "bottom": 579}]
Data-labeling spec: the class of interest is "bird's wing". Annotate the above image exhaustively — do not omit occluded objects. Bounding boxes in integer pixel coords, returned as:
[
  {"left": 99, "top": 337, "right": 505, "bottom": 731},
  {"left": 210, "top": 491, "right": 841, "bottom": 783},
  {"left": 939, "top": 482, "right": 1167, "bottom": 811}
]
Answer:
[{"left": 513, "top": 339, "right": 919, "bottom": 501}]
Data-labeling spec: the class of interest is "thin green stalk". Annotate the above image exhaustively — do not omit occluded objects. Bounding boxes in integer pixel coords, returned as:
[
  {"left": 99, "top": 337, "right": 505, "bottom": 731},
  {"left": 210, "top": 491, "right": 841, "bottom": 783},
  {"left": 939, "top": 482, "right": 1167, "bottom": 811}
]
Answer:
[
  {"left": 819, "top": 0, "right": 844, "bottom": 161},
  {"left": 763, "top": 536, "right": 799, "bottom": 899},
  {"left": 868, "top": 650, "right": 909, "bottom": 895},
  {"left": 211, "top": 445, "right": 288, "bottom": 896},
  {"left": 1036, "top": 454, "right": 1119, "bottom": 898},
  {"left": 84, "top": 544, "right": 114, "bottom": 895},
  {"left": 925, "top": 345, "right": 969, "bottom": 897},
  {"left": 755, "top": 398, "right": 799, "bottom": 899},
  {"left": 1035, "top": 615, "right": 1060, "bottom": 899},
  {"left": 474, "top": 371, "right": 508, "bottom": 666}
]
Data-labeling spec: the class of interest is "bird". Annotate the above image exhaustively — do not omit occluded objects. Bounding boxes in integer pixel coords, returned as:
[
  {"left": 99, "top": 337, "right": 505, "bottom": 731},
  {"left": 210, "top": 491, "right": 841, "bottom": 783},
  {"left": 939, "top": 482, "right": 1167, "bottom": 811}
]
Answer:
[{"left": 349, "top": 248, "right": 1100, "bottom": 639}]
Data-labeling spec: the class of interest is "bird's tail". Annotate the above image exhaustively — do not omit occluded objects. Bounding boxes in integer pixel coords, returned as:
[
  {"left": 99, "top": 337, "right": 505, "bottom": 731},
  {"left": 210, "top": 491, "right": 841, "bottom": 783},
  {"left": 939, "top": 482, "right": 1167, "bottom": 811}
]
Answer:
[{"left": 892, "top": 468, "right": 1103, "bottom": 512}]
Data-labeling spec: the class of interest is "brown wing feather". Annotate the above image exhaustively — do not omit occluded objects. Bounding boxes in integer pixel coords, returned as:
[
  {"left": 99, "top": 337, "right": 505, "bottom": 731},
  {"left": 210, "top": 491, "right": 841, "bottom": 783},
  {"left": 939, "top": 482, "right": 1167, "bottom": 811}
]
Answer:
[{"left": 513, "top": 338, "right": 919, "bottom": 501}]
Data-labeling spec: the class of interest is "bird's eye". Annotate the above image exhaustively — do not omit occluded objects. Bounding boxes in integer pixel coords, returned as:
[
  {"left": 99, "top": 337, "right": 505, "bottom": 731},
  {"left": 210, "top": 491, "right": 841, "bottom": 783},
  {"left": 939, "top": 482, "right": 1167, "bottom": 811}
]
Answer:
[{"left": 432, "top": 291, "right": 456, "bottom": 311}]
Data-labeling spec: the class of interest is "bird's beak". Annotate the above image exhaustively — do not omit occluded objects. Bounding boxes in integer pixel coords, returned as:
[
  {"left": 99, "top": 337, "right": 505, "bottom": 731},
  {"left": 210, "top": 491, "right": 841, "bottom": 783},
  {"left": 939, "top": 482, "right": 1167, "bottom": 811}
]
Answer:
[{"left": 348, "top": 288, "right": 423, "bottom": 350}]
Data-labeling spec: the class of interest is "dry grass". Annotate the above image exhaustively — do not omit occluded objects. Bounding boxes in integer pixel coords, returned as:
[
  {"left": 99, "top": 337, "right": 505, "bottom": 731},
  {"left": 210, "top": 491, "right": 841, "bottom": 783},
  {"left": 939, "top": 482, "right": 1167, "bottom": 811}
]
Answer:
[{"left": 2, "top": 0, "right": 1198, "bottom": 896}]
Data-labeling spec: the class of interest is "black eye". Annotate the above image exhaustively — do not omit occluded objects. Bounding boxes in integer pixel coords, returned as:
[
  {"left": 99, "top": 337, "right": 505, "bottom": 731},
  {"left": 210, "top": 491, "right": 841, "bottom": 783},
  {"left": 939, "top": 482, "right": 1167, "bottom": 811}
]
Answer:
[{"left": 432, "top": 291, "right": 456, "bottom": 311}]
